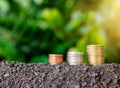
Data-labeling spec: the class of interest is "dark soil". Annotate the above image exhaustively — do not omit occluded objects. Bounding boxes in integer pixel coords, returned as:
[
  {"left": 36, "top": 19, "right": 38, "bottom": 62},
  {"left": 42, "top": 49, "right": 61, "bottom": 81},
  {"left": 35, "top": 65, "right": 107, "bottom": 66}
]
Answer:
[{"left": 0, "top": 61, "right": 120, "bottom": 88}]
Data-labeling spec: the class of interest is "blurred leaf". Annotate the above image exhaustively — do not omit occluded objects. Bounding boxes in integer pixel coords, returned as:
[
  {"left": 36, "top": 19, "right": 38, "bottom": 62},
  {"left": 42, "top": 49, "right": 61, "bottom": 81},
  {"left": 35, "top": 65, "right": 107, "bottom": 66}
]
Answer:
[
  {"left": 37, "top": 21, "right": 49, "bottom": 30},
  {"left": 0, "top": 28, "right": 25, "bottom": 61},
  {"left": 76, "top": 38, "right": 88, "bottom": 63},
  {"left": 41, "top": 8, "right": 63, "bottom": 28},
  {"left": 29, "top": 55, "right": 48, "bottom": 63},
  {"left": 68, "top": 47, "right": 79, "bottom": 52},
  {"left": 0, "top": 0, "right": 114, "bottom": 63},
  {"left": 34, "top": 0, "right": 43, "bottom": 5},
  {"left": 14, "top": 0, "right": 31, "bottom": 10},
  {"left": 65, "top": 11, "right": 86, "bottom": 33},
  {"left": 53, "top": 39, "right": 75, "bottom": 53},
  {"left": 76, "top": 38, "right": 87, "bottom": 52},
  {"left": 87, "top": 29, "right": 105, "bottom": 45},
  {"left": 0, "top": 0, "right": 10, "bottom": 14}
]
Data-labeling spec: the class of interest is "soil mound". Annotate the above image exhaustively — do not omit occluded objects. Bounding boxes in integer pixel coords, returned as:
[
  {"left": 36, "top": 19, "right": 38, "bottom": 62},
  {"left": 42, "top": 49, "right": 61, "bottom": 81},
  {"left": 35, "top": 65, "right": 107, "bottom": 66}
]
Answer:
[{"left": 0, "top": 61, "right": 120, "bottom": 88}]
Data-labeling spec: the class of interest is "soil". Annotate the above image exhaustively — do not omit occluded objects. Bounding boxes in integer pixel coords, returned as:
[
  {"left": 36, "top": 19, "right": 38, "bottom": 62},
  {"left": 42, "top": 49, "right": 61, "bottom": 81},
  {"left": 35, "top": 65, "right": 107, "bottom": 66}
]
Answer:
[{"left": 0, "top": 61, "right": 120, "bottom": 88}]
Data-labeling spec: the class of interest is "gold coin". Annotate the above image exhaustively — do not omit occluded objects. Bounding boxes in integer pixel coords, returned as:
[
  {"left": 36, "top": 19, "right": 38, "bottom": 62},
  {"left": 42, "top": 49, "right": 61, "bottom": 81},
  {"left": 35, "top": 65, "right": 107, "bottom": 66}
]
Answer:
[
  {"left": 88, "top": 60, "right": 104, "bottom": 63},
  {"left": 88, "top": 57, "right": 104, "bottom": 60},
  {"left": 89, "top": 60, "right": 104, "bottom": 64},
  {"left": 87, "top": 45, "right": 104, "bottom": 48},
  {"left": 88, "top": 56, "right": 104, "bottom": 59},
  {"left": 90, "top": 63, "right": 104, "bottom": 66},
  {"left": 87, "top": 45, "right": 105, "bottom": 66},
  {"left": 89, "top": 59, "right": 104, "bottom": 65}
]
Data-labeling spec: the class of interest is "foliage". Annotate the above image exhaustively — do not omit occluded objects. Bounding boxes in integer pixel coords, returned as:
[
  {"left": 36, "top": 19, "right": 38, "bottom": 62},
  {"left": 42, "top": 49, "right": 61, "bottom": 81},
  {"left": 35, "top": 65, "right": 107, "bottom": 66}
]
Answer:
[{"left": 0, "top": 0, "right": 107, "bottom": 63}]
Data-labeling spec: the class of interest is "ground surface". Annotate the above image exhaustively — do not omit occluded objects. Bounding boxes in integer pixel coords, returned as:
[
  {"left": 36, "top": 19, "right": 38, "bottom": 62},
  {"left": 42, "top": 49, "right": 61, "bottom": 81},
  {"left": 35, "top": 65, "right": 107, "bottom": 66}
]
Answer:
[{"left": 0, "top": 61, "right": 120, "bottom": 88}]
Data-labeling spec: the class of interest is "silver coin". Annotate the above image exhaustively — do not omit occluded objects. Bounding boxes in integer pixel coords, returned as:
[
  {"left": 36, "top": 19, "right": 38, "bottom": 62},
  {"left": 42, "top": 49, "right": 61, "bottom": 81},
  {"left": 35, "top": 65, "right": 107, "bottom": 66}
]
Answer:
[{"left": 67, "top": 52, "right": 83, "bottom": 56}]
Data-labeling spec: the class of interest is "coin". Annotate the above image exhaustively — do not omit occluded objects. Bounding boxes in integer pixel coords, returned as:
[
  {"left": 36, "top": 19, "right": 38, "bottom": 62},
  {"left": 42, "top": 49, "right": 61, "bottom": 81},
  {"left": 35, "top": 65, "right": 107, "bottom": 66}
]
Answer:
[
  {"left": 67, "top": 52, "right": 84, "bottom": 65},
  {"left": 67, "top": 52, "right": 83, "bottom": 56},
  {"left": 88, "top": 62, "right": 105, "bottom": 65},
  {"left": 88, "top": 56, "right": 104, "bottom": 59},
  {"left": 87, "top": 45, "right": 105, "bottom": 66},
  {"left": 49, "top": 54, "right": 63, "bottom": 65}
]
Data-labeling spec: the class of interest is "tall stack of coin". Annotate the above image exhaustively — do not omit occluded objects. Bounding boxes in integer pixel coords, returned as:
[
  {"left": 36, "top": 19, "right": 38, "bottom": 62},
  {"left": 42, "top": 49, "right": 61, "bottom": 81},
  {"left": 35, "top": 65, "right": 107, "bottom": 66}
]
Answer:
[
  {"left": 49, "top": 54, "right": 63, "bottom": 65},
  {"left": 87, "top": 45, "right": 104, "bottom": 66},
  {"left": 67, "top": 52, "right": 84, "bottom": 65}
]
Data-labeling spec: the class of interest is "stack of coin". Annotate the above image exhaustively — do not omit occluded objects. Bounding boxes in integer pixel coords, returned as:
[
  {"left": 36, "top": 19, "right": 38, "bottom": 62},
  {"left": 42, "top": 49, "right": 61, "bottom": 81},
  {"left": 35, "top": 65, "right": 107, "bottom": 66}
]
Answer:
[
  {"left": 49, "top": 54, "right": 63, "bottom": 65},
  {"left": 67, "top": 52, "right": 84, "bottom": 65},
  {"left": 87, "top": 45, "right": 104, "bottom": 66}
]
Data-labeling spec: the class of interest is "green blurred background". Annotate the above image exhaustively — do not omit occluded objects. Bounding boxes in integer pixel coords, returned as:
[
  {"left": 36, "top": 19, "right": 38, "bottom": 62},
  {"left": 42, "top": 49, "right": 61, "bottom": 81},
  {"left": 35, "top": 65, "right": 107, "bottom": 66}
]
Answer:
[{"left": 0, "top": 0, "right": 120, "bottom": 63}]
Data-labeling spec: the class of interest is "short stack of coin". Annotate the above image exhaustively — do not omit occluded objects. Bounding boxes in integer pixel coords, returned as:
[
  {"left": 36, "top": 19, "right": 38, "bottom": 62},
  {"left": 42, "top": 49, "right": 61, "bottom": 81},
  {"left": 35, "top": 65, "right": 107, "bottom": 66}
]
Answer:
[
  {"left": 67, "top": 52, "right": 84, "bottom": 65},
  {"left": 87, "top": 45, "right": 104, "bottom": 66},
  {"left": 49, "top": 54, "right": 63, "bottom": 65}
]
